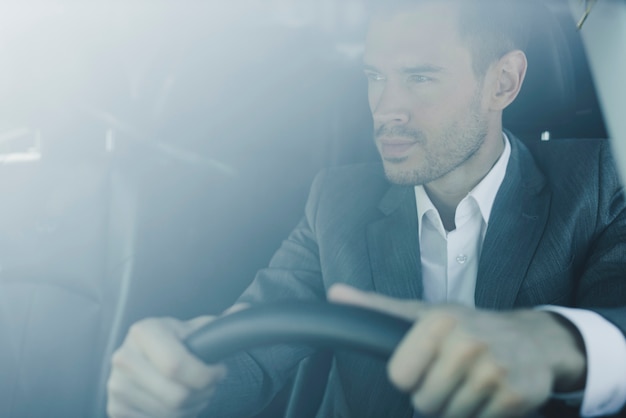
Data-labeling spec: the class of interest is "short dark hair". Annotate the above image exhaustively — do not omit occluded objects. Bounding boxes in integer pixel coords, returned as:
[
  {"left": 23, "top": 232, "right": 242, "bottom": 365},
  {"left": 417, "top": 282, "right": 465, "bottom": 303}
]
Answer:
[
  {"left": 457, "top": 1, "right": 532, "bottom": 75},
  {"left": 366, "top": 0, "right": 533, "bottom": 76}
]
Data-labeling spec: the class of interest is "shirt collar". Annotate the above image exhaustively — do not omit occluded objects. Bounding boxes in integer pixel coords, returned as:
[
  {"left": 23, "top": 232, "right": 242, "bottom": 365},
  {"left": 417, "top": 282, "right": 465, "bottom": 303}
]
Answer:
[
  {"left": 414, "top": 132, "right": 511, "bottom": 233},
  {"left": 469, "top": 131, "right": 511, "bottom": 224},
  {"left": 415, "top": 183, "right": 441, "bottom": 236}
]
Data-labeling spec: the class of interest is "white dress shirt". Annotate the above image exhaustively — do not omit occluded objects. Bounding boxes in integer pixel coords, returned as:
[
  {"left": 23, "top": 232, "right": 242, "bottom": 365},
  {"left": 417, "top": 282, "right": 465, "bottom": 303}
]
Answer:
[{"left": 414, "top": 134, "right": 626, "bottom": 416}]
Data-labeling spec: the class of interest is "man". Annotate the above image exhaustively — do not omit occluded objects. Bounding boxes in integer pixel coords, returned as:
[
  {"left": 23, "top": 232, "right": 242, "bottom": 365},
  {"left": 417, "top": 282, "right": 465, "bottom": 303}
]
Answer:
[{"left": 107, "top": 1, "right": 626, "bottom": 417}]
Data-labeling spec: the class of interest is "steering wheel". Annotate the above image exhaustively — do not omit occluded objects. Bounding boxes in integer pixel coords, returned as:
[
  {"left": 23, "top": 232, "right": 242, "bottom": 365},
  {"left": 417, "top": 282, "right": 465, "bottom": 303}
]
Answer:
[{"left": 184, "top": 302, "right": 413, "bottom": 364}]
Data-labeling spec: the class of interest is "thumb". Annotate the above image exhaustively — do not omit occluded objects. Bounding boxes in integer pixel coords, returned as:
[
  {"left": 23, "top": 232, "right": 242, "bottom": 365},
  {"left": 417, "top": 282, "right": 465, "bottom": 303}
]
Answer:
[
  {"left": 327, "top": 284, "right": 426, "bottom": 321},
  {"left": 178, "top": 302, "right": 251, "bottom": 340},
  {"left": 178, "top": 315, "right": 216, "bottom": 339}
]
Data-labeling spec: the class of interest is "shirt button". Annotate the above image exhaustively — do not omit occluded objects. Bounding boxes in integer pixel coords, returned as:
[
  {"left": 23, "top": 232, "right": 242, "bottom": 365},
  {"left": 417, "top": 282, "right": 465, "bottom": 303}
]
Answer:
[{"left": 456, "top": 254, "right": 468, "bottom": 264}]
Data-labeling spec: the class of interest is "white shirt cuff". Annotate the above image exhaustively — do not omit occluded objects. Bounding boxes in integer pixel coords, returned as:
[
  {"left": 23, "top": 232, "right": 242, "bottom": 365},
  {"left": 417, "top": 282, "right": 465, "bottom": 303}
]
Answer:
[{"left": 539, "top": 306, "right": 626, "bottom": 416}]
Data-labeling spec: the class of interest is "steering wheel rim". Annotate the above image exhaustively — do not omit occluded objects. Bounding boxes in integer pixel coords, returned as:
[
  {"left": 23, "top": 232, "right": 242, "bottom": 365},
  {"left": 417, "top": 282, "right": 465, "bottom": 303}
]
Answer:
[{"left": 184, "top": 302, "right": 412, "bottom": 364}]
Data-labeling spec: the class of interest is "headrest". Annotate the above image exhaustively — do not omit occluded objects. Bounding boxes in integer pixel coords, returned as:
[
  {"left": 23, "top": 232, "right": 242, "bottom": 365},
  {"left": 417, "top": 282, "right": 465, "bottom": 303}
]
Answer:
[{"left": 503, "top": 3, "right": 577, "bottom": 135}]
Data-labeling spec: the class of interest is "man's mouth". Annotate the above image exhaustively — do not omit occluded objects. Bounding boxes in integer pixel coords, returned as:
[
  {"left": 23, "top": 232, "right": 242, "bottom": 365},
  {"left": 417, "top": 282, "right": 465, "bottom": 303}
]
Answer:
[{"left": 377, "top": 139, "right": 417, "bottom": 159}]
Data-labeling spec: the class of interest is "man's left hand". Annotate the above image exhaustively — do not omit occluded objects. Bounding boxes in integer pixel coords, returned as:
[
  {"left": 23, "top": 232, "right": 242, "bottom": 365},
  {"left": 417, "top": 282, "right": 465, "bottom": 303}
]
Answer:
[{"left": 327, "top": 284, "right": 586, "bottom": 418}]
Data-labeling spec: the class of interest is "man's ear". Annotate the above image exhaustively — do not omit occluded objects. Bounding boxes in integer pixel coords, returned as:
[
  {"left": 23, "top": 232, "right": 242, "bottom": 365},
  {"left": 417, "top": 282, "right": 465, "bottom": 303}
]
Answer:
[{"left": 487, "top": 50, "right": 527, "bottom": 111}]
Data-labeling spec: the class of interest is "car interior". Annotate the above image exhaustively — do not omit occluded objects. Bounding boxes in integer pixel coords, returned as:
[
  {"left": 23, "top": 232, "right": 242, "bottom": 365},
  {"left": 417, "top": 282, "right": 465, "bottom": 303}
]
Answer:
[{"left": 0, "top": 0, "right": 616, "bottom": 417}]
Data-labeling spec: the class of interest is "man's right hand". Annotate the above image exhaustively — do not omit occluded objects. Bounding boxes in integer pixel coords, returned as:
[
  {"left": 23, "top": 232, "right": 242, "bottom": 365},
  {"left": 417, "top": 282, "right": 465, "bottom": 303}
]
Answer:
[{"left": 106, "top": 315, "right": 227, "bottom": 418}]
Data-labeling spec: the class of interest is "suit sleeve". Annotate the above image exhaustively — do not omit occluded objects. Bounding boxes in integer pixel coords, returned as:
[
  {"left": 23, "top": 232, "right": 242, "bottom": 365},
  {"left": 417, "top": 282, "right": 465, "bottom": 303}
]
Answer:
[
  {"left": 201, "top": 171, "right": 329, "bottom": 417},
  {"left": 577, "top": 141, "right": 626, "bottom": 329},
  {"left": 568, "top": 141, "right": 626, "bottom": 417}
]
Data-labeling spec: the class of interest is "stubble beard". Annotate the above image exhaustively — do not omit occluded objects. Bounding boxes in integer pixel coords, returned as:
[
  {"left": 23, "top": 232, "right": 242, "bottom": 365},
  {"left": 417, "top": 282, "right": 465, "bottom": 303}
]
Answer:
[{"left": 377, "top": 95, "right": 489, "bottom": 186}]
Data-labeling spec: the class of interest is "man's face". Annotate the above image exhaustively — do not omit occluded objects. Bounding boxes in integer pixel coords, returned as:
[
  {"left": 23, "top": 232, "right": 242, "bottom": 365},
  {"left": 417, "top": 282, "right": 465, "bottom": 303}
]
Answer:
[{"left": 364, "top": 3, "right": 491, "bottom": 186}]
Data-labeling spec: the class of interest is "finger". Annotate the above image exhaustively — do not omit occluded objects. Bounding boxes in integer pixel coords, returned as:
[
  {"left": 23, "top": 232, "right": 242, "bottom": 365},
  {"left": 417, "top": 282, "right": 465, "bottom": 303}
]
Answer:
[
  {"left": 477, "top": 380, "right": 551, "bottom": 418},
  {"left": 130, "top": 318, "right": 226, "bottom": 390},
  {"left": 107, "top": 367, "right": 163, "bottom": 417},
  {"left": 410, "top": 329, "right": 487, "bottom": 416},
  {"left": 108, "top": 390, "right": 211, "bottom": 418},
  {"left": 107, "top": 397, "right": 154, "bottom": 418},
  {"left": 388, "top": 312, "right": 457, "bottom": 392},
  {"left": 439, "top": 355, "right": 504, "bottom": 418},
  {"left": 111, "top": 340, "right": 224, "bottom": 413},
  {"left": 181, "top": 315, "right": 216, "bottom": 337},
  {"left": 476, "top": 390, "right": 528, "bottom": 418},
  {"left": 222, "top": 303, "right": 250, "bottom": 316},
  {"left": 475, "top": 362, "right": 551, "bottom": 418},
  {"left": 327, "top": 283, "right": 426, "bottom": 321},
  {"left": 108, "top": 367, "right": 212, "bottom": 418}
]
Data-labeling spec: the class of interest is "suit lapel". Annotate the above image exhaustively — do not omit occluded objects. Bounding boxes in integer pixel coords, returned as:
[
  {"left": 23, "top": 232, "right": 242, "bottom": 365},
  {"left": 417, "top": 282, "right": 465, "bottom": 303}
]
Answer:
[
  {"left": 363, "top": 135, "right": 551, "bottom": 309},
  {"left": 475, "top": 135, "right": 551, "bottom": 309},
  {"left": 350, "top": 185, "right": 422, "bottom": 417},
  {"left": 366, "top": 185, "right": 423, "bottom": 300}
]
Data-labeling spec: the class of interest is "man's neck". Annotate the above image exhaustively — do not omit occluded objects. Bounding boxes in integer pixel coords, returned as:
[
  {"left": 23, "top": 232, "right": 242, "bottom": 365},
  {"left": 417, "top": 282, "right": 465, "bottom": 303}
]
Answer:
[{"left": 424, "top": 132, "right": 505, "bottom": 231}]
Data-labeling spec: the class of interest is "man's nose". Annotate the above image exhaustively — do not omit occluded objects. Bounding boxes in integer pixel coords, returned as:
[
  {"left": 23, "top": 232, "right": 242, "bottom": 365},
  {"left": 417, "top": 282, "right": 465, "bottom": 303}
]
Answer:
[
  {"left": 371, "top": 88, "right": 410, "bottom": 126},
  {"left": 373, "top": 108, "right": 410, "bottom": 127}
]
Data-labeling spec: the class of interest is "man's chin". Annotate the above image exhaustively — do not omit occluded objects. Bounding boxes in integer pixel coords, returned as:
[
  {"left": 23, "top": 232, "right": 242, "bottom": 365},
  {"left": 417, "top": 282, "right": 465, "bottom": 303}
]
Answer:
[
  {"left": 381, "top": 155, "right": 408, "bottom": 165},
  {"left": 382, "top": 165, "right": 423, "bottom": 186}
]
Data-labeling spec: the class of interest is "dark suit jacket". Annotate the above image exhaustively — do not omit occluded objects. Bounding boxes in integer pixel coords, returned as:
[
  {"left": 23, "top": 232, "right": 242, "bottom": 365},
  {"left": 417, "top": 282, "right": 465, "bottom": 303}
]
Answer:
[{"left": 203, "top": 134, "right": 626, "bottom": 417}]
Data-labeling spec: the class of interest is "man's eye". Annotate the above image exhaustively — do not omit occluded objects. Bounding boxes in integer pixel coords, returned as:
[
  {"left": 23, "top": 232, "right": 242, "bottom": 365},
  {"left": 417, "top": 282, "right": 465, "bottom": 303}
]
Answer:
[
  {"left": 408, "top": 74, "right": 431, "bottom": 83},
  {"left": 364, "top": 72, "right": 385, "bottom": 82}
]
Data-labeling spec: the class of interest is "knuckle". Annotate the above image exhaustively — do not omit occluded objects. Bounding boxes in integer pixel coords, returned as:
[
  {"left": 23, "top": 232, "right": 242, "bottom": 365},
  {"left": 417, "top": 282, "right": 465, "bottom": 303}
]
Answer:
[
  {"left": 128, "top": 317, "right": 171, "bottom": 340},
  {"left": 489, "top": 365, "right": 508, "bottom": 384},
  {"left": 387, "top": 361, "right": 414, "bottom": 391},
  {"left": 105, "top": 397, "right": 131, "bottom": 418},
  {"left": 473, "top": 361, "right": 507, "bottom": 392},
  {"left": 411, "top": 392, "right": 427, "bottom": 413},
  {"left": 498, "top": 388, "right": 527, "bottom": 411},
  {"left": 160, "top": 356, "right": 185, "bottom": 380},
  {"left": 110, "top": 348, "right": 137, "bottom": 375},
  {"left": 422, "top": 310, "right": 458, "bottom": 332},
  {"left": 106, "top": 376, "right": 128, "bottom": 404},
  {"left": 431, "top": 310, "right": 460, "bottom": 328},
  {"left": 411, "top": 392, "right": 438, "bottom": 416},
  {"left": 165, "top": 386, "right": 192, "bottom": 409},
  {"left": 127, "top": 320, "right": 150, "bottom": 342},
  {"left": 412, "top": 337, "right": 438, "bottom": 358},
  {"left": 455, "top": 336, "right": 488, "bottom": 361},
  {"left": 110, "top": 348, "right": 127, "bottom": 368}
]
